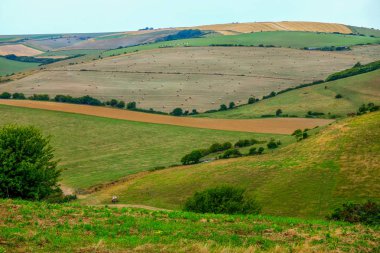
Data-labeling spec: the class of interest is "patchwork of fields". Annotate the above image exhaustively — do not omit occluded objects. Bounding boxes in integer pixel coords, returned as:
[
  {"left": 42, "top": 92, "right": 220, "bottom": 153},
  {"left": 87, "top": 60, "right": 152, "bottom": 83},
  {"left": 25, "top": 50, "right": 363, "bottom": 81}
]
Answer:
[{"left": 2, "top": 45, "right": 379, "bottom": 111}]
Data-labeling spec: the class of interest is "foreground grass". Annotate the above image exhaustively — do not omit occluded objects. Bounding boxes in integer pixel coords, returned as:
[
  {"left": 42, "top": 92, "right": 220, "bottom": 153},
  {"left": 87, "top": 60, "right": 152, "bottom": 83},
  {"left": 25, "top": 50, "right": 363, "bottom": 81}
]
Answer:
[
  {"left": 0, "top": 105, "right": 292, "bottom": 190},
  {"left": 84, "top": 112, "right": 380, "bottom": 218},
  {"left": 101, "top": 31, "right": 380, "bottom": 57},
  {"left": 196, "top": 70, "right": 380, "bottom": 119},
  {"left": 0, "top": 199, "right": 378, "bottom": 252},
  {"left": 0, "top": 57, "right": 40, "bottom": 76}
]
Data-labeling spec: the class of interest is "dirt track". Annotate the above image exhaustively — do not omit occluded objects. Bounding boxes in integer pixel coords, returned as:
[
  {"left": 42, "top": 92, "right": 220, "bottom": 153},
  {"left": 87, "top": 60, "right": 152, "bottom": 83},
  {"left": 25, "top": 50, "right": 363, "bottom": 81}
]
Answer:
[{"left": 0, "top": 100, "right": 334, "bottom": 134}]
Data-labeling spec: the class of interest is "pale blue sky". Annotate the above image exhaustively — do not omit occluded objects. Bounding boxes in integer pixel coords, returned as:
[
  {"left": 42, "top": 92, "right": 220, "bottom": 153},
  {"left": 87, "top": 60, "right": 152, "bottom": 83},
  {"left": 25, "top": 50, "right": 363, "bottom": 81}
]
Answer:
[{"left": 1, "top": 0, "right": 379, "bottom": 35}]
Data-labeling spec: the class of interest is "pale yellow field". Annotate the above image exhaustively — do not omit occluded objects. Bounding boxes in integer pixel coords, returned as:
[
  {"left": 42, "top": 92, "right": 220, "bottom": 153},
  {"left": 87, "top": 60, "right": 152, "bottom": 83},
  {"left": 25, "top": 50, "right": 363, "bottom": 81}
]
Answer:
[
  {"left": 192, "top": 21, "right": 352, "bottom": 35},
  {"left": 0, "top": 44, "right": 43, "bottom": 56},
  {"left": 2, "top": 46, "right": 379, "bottom": 112}
]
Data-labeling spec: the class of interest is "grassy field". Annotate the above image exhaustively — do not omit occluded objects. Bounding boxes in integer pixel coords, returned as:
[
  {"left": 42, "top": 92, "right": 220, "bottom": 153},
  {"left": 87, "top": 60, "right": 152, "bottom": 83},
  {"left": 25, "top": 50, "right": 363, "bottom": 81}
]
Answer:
[
  {"left": 0, "top": 57, "right": 40, "bottom": 76},
  {"left": 349, "top": 26, "right": 380, "bottom": 37},
  {"left": 101, "top": 31, "right": 380, "bottom": 57},
  {"left": 4, "top": 45, "right": 379, "bottom": 112},
  {"left": 0, "top": 104, "right": 292, "bottom": 190},
  {"left": 196, "top": 70, "right": 380, "bottom": 119},
  {"left": 82, "top": 112, "right": 380, "bottom": 218},
  {"left": 0, "top": 199, "right": 378, "bottom": 252}
]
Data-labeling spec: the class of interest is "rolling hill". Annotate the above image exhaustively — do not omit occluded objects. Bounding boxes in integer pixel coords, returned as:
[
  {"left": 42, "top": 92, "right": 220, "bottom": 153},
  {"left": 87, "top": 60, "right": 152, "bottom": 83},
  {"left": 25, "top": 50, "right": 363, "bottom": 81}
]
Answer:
[
  {"left": 0, "top": 104, "right": 294, "bottom": 190},
  {"left": 196, "top": 69, "right": 380, "bottom": 119},
  {"left": 81, "top": 111, "right": 380, "bottom": 219}
]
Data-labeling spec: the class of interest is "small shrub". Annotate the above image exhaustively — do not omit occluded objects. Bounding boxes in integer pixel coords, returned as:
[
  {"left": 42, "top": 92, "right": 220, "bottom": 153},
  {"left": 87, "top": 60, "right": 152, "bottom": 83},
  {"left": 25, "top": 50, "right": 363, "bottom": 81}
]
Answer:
[
  {"left": 171, "top": 107, "right": 183, "bottom": 116},
  {"left": 335, "top": 94, "right": 343, "bottom": 99},
  {"left": 127, "top": 101, "right": 137, "bottom": 109},
  {"left": 183, "top": 186, "right": 261, "bottom": 214},
  {"left": 116, "top": 101, "right": 125, "bottom": 109},
  {"left": 29, "top": 94, "right": 50, "bottom": 101},
  {"left": 248, "top": 97, "right": 258, "bottom": 104},
  {"left": 328, "top": 201, "right": 379, "bottom": 225},
  {"left": 221, "top": 148, "right": 242, "bottom": 159},
  {"left": 229, "top": 102, "right": 235, "bottom": 109},
  {"left": 181, "top": 150, "right": 203, "bottom": 165},
  {"left": 12, "top": 93, "right": 26, "bottom": 99},
  {"left": 0, "top": 92, "right": 11, "bottom": 99},
  {"left": 276, "top": 109, "right": 283, "bottom": 116},
  {"left": 267, "top": 139, "right": 279, "bottom": 149},
  {"left": 219, "top": 104, "right": 227, "bottom": 111}
]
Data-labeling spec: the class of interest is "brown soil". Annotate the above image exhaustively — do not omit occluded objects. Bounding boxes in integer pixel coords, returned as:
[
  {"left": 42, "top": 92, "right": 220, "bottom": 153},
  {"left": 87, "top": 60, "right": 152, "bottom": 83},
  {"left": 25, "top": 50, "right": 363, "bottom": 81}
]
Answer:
[{"left": 0, "top": 100, "right": 334, "bottom": 134}]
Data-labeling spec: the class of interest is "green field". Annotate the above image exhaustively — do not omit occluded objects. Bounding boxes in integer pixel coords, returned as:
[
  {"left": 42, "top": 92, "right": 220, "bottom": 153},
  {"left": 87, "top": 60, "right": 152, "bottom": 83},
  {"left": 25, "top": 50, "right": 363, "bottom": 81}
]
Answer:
[
  {"left": 0, "top": 105, "right": 293, "bottom": 190},
  {"left": 349, "top": 26, "right": 380, "bottom": 37},
  {"left": 1, "top": 199, "right": 378, "bottom": 253},
  {"left": 101, "top": 31, "right": 380, "bottom": 57},
  {"left": 0, "top": 57, "right": 40, "bottom": 76},
  {"left": 195, "top": 70, "right": 380, "bottom": 119},
  {"left": 83, "top": 112, "right": 380, "bottom": 218}
]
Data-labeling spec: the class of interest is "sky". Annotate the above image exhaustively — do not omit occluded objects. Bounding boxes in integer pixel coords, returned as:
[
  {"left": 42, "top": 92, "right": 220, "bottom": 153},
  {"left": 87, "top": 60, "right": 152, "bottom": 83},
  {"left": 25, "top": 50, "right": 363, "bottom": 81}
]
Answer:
[{"left": 1, "top": 0, "right": 379, "bottom": 35}]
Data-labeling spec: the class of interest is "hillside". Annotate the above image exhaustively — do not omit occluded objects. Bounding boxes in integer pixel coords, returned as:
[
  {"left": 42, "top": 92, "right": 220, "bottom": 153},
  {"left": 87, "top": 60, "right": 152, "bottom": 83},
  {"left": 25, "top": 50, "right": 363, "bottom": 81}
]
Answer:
[
  {"left": 196, "top": 69, "right": 380, "bottom": 119},
  {"left": 3, "top": 44, "right": 379, "bottom": 111},
  {"left": 192, "top": 21, "right": 353, "bottom": 35},
  {"left": 0, "top": 104, "right": 294, "bottom": 190},
  {"left": 82, "top": 112, "right": 380, "bottom": 219},
  {"left": 1, "top": 200, "right": 378, "bottom": 252}
]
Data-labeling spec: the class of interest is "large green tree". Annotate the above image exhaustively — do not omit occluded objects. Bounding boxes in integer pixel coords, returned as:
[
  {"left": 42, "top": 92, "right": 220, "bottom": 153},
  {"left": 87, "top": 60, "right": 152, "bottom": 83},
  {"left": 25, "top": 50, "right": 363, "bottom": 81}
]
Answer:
[{"left": 0, "top": 125, "right": 61, "bottom": 200}]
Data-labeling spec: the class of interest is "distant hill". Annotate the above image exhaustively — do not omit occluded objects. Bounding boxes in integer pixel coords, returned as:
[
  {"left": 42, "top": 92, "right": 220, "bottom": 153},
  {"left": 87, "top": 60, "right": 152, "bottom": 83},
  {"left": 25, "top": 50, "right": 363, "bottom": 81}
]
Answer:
[{"left": 190, "top": 21, "right": 353, "bottom": 35}]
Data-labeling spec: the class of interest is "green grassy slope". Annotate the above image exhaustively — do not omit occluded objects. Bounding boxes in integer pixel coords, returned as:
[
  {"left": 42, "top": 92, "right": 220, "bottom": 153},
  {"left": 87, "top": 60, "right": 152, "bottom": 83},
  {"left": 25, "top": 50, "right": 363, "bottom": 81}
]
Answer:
[
  {"left": 86, "top": 112, "right": 380, "bottom": 218},
  {"left": 0, "top": 105, "right": 292, "bottom": 190},
  {"left": 196, "top": 70, "right": 380, "bottom": 119},
  {"left": 39, "top": 49, "right": 104, "bottom": 56},
  {"left": 101, "top": 31, "right": 380, "bottom": 57},
  {"left": 349, "top": 26, "right": 380, "bottom": 37},
  {"left": 0, "top": 199, "right": 378, "bottom": 252},
  {"left": 0, "top": 57, "right": 40, "bottom": 76}
]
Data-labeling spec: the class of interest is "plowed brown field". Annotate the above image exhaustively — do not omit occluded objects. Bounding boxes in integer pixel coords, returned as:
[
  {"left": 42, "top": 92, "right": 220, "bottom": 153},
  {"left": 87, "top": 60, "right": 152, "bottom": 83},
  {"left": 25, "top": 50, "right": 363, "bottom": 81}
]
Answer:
[
  {"left": 0, "top": 100, "right": 334, "bottom": 134},
  {"left": 193, "top": 21, "right": 352, "bottom": 35}
]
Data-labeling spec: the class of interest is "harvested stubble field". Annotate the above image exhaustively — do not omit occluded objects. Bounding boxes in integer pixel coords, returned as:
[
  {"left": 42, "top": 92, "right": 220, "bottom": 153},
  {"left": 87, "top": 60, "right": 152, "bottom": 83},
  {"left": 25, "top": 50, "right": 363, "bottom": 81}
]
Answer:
[
  {"left": 3, "top": 46, "right": 379, "bottom": 112},
  {"left": 192, "top": 21, "right": 353, "bottom": 35},
  {"left": 0, "top": 44, "right": 43, "bottom": 56},
  {"left": 0, "top": 100, "right": 333, "bottom": 134}
]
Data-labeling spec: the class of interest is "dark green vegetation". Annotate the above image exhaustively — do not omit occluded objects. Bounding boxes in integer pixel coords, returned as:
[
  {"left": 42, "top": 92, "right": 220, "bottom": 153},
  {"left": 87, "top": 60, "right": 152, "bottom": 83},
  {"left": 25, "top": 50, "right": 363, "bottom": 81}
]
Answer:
[
  {"left": 101, "top": 31, "right": 380, "bottom": 57},
  {"left": 0, "top": 125, "right": 60, "bottom": 200},
  {"left": 197, "top": 70, "right": 380, "bottom": 119},
  {"left": 86, "top": 112, "right": 380, "bottom": 218},
  {"left": 2, "top": 54, "right": 84, "bottom": 65},
  {"left": 0, "top": 199, "right": 378, "bottom": 252},
  {"left": 328, "top": 201, "right": 380, "bottom": 225},
  {"left": 0, "top": 57, "right": 40, "bottom": 76},
  {"left": 0, "top": 105, "right": 290, "bottom": 190},
  {"left": 326, "top": 60, "right": 380, "bottom": 81},
  {"left": 155, "top": 29, "right": 205, "bottom": 42},
  {"left": 184, "top": 186, "right": 261, "bottom": 214}
]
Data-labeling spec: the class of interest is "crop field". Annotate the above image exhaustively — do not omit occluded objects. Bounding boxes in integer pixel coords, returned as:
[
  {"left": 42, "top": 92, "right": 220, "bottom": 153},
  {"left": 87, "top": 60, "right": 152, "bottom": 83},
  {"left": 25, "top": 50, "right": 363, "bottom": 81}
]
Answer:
[
  {"left": 191, "top": 21, "right": 353, "bottom": 35},
  {"left": 0, "top": 100, "right": 332, "bottom": 134},
  {"left": 197, "top": 70, "right": 380, "bottom": 119},
  {"left": 0, "top": 104, "right": 295, "bottom": 190},
  {"left": 2, "top": 200, "right": 378, "bottom": 253},
  {"left": 3, "top": 46, "right": 379, "bottom": 112},
  {"left": 0, "top": 57, "right": 40, "bottom": 76},
  {"left": 82, "top": 112, "right": 380, "bottom": 218},
  {"left": 0, "top": 44, "right": 43, "bottom": 56},
  {"left": 101, "top": 32, "right": 380, "bottom": 58}
]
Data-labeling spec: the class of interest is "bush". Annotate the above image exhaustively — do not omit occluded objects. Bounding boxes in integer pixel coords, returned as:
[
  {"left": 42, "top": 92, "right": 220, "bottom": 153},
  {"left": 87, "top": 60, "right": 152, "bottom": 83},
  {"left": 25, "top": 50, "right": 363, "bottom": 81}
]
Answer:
[
  {"left": 248, "top": 97, "right": 258, "bottom": 104},
  {"left": 109, "top": 99, "right": 118, "bottom": 107},
  {"left": 328, "top": 201, "right": 379, "bottom": 225},
  {"left": 335, "top": 94, "right": 343, "bottom": 99},
  {"left": 127, "top": 101, "right": 137, "bottom": 109},
  {"left": 12, "top": 93, "right": 26, "bottom": 99},
  {"left": 292, "top": 129, "right": 309, "bottom": 141},
  {"left": 0, "top": 92, "right": 11, "bottom": 99},
  {"left": 219, "top": 104, "right": 227, "bottom": 111},
  {"left": 276, "top": 109, "right": 283, "bottom": 116},
  {"left": 222, "top": 142, "right": 232, "bottom": 150},
  {"left": 267, "top": 139, "right": 279, "bottom": 149},
  {"left": 183, "top": 186, "right": 261, "bottom": 214},
  {"left": 116, "top": 101, "right": 125, "bottom": 109},
  {"left": 326, "top": 60, "right": 380, "bottom": 82},
  {"left": 249, "top": 146, "right": 264, "bottom": 155},
  {"left": 229, "top": 102, "right": 235, "bottom": 109},
  {"left": 171, "top": 107, "right": 183, "bottom": 116},
  {"left": 29, "top": 94, "right": 50, "bottom": 101},
  {"left": 234, "top": 139, "right": 258, "bottom": 148},
  {"left": 208, "top": 143, "right": 223, "bottom": 153},
  {"left": 181, "top": 150, "right": 203, "bottom": 165},
  {"left": 221, "top": 148, "right": 242, "bottom": 159},
  {"left": 0, "top": 125, "right": 61, "bottom": 200}
]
